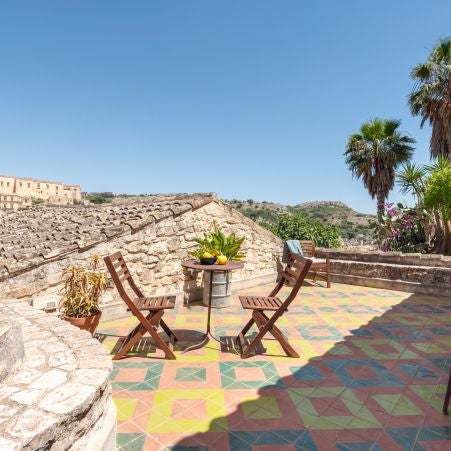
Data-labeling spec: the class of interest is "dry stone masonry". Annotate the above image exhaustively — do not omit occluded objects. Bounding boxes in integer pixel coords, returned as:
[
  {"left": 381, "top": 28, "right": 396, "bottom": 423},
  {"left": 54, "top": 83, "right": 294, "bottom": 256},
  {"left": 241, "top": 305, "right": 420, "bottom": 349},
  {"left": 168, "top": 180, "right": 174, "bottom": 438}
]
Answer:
[
  {"left": 0, "top": 194, "right": 283, "bottom": 318},
  {"left": 0, "top": 298, "right": 115, "bottom": 450},
  {"left": 317, "top": 248, "right": 451, "bottom": 297}
]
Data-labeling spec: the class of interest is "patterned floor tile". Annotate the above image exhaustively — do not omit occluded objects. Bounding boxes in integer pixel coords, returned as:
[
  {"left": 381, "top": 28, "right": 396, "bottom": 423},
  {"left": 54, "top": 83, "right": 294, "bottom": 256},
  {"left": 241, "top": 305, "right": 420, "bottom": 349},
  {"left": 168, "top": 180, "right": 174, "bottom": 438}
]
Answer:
[{"left": 96, "top": 282, "right": 451, "bottom": 450}]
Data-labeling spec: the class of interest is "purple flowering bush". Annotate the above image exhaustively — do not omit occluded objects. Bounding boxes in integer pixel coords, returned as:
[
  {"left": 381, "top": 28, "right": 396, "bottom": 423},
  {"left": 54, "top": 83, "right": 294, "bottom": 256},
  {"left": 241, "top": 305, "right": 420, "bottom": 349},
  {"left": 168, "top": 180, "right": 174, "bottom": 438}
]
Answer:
[{"left": 377, "top": 203, "right": 428, "bottom": 252}]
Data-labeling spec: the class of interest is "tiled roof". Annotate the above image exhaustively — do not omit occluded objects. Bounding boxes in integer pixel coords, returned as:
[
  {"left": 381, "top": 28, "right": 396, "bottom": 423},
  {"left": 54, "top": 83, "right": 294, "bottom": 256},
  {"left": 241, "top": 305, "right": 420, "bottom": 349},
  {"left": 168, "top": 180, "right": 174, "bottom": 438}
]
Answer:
[{"left": 0, "top": 193, "right": 216, "bottom": 280}]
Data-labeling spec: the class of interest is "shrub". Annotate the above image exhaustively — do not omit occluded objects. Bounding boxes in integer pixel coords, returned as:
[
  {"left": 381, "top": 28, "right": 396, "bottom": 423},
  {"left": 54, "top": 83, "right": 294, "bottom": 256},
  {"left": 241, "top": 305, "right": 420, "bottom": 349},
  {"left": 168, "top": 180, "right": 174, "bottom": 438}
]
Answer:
[
  {"left": 261, "top": 213, "right": 341, "bottom": 248},
  {"left": 378, "top": 203, "right": 430, "bottom": 253}
]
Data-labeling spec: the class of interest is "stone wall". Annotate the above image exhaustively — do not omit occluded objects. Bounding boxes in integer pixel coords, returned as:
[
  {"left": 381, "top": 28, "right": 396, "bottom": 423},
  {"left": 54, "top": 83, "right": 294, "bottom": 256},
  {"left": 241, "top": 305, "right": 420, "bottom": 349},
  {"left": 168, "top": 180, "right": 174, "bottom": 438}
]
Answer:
[
  {"left": 316, "top": 248, "right": 451, "bottom": 297},
  {"left": 0, "top": 298, "right": 115, "bottom": 450},
  {"left": 1, "top": 200, "right": 283, "bottom": 318}
]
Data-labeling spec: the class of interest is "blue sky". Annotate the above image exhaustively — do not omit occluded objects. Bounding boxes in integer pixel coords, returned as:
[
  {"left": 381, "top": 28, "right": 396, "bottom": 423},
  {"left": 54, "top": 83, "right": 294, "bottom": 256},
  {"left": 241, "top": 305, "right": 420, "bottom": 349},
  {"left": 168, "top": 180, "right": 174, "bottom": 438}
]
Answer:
[{"left": 0, "top": 1, "right": 450, "bottom": 213}]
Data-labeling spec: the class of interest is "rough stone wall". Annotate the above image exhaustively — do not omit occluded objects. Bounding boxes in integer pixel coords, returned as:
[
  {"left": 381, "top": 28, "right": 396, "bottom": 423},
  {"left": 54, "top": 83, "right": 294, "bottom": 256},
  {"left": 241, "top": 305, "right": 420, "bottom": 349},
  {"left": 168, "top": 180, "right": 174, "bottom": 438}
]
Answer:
[
  {"left": 316, "top": 248, "right": 451, "bottom": 296},
  {"left": 0, "top": 200, "right": 283, "bottom": 308},
  {"left": 0, "top": 298, "right": 115, "bottom": 450}
]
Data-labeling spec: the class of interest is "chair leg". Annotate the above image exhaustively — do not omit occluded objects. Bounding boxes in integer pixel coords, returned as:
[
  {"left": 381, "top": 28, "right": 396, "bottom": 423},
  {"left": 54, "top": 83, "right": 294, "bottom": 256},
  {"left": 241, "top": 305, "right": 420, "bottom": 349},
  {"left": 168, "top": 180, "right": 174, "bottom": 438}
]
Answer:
[
  {"left": 237, "top": 317, "right": 255, "bottom": 339},
  {"left": 113, "top": 323, "right": 146, "bottom": 360},
  {"left": 326, "top": 257, "right": 331, "bottom": 288},
  {"left": 146, "top": 311, "right": 176, "bottom": 360},
  {"left": 443, "top": 367, "right": 451, "bottom": 414},
  {"left": 241, "top": 327, "right": 268, "bottom": 359},
  {"left": 258, "top": 311, "right": 299, "bottom": 358},
  {"left": 160, "top": 318, "right": 178, "bottom": 342}
]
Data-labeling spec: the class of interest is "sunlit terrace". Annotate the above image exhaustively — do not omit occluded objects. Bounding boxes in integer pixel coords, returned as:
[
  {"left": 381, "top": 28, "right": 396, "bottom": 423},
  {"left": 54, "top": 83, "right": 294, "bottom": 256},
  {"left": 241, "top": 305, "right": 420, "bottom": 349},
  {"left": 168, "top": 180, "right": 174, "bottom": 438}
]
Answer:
[{"left": 97, "top": 282, "right": 451, "bottom": 450}]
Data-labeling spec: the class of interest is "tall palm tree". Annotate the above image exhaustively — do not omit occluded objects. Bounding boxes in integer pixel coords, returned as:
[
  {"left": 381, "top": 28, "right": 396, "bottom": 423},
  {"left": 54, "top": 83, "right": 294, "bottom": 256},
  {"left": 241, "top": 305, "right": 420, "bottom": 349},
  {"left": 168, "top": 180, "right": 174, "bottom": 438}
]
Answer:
[
  {"left": 409, "top": 38, "right": 451, "bottom": 158},
  {"left": 344, "top": 118, "right": 415, "bottom": 228}
]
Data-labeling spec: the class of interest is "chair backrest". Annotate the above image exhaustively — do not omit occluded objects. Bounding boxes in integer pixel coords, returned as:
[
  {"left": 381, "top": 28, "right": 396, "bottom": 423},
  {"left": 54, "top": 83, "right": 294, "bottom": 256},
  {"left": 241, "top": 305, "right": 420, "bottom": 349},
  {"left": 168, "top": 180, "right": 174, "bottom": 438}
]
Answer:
[
  {"left": 300, "top": 240, "right": 316, "bottom": 257},
  {"left": 104, "top": 252, "right": 144, "bottom": 311},
  {"left": 269, "top": 252, "right": 312, "bottom": 309}
]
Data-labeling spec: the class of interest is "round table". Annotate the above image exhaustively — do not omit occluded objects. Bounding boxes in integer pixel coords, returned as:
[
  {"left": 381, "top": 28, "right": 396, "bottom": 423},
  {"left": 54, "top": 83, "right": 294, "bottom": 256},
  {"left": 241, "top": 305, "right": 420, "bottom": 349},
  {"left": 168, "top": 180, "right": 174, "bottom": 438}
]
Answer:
[{"left": 181, "top": 259, "right": 244, "bottom": 351}]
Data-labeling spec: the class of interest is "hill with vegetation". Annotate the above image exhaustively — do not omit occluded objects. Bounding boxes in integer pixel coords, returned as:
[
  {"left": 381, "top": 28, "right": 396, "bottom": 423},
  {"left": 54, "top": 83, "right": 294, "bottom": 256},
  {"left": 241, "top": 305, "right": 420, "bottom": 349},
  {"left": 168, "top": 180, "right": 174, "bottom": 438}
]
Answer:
[{"left": 226, "top": 199, "right": 374, "bottom": 242}]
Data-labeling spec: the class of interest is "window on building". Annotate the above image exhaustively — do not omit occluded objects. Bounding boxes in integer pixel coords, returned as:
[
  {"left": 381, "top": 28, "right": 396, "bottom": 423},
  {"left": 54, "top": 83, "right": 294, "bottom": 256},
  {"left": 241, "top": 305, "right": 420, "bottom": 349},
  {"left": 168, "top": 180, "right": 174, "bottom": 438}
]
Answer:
[
  {"left": 6, "top": 182, "right": 9, "bottom": 187},
  {"left": 46, "top": 184, "right": 49, "bottom": 189},
  {"left": 0, "top": 182, "right": 3, "bottom": 187},
  {"left": 19, "top": 182, "right": 22, "bottom": 187},
  {"left": 27, "top": 183, "right": 31, "bottom": 188}
]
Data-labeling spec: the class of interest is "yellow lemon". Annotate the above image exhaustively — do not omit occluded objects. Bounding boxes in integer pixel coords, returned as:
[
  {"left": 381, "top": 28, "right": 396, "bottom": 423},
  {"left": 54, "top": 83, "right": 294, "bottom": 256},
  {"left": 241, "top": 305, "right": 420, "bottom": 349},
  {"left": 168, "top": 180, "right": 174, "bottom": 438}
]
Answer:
[
  {"left": 217, "top": 255, "right": 228, "bottom": 265},
  {"left": 202, "top": 252, "right": 213, "bottom": 259}
]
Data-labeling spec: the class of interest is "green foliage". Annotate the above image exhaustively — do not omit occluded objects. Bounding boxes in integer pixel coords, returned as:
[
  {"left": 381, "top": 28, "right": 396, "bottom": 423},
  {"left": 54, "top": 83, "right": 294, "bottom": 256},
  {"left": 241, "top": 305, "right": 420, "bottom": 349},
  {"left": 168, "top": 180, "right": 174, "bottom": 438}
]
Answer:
[
  {"left": 60, "top": 256, "right": 107, "bottom": 318},
  {"left": 31, "top": 197, "right": 45, "bottom": 205},
  {"left": 344, "top": 118, "right": 415, "bottom": 229},
  {"left": 424, "top": 166, "right": 451, "bottom": 220},
  {"left": 188, "top": 222, "right": 246, "bottom": 261},
  {"left": 378, "top": 203, "right": 430, "bottom": 253},
  {"left": 409, "top": 38, "right": 451, "bottom": 158},
  {"left": 85, "top": 194, "right": 113, "bottom": 204},
  {"left": 261, "top": 213, "right": 341, "bottom": 248}
]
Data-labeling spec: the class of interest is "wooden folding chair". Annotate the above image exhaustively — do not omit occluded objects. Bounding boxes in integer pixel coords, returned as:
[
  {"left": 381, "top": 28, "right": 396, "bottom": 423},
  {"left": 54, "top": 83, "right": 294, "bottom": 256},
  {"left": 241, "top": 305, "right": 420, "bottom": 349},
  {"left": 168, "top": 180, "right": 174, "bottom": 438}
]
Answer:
[
  {"left": 300, "top": 240, "right": 331, "bottom": 288},
  {"left": 104, "top": 252, "right": 178, "bottom": 360},
  {"left": 236, "top": 253, "right": 312, "bottom": 359}
]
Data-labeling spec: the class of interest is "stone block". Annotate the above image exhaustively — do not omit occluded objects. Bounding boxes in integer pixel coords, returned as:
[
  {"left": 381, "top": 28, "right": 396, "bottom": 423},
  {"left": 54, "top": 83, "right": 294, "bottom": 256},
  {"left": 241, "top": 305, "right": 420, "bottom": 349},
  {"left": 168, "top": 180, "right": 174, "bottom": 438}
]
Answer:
[
  {"left": 39, "top": 382, "right": 96, "bottom": 416},
  {"left": 30, "top": 369, "right": 67, "bottom": 391}
]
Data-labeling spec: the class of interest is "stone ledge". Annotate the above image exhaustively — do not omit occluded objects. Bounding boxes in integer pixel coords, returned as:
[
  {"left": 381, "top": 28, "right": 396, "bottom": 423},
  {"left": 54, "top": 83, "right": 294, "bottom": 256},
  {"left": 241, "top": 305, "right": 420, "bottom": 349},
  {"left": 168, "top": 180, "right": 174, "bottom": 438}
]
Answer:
[
  {"left": 317, "top": 248, "right": 451, "bottom": 268},
  {"left": 0, "top": 298, "right": 115, "bottom": 450},
  {"left": 0, "top": 322, "right": 24, "bottom": 383},
  {"left": 314, "top": 248, "right": 451, "bottom": 297}
]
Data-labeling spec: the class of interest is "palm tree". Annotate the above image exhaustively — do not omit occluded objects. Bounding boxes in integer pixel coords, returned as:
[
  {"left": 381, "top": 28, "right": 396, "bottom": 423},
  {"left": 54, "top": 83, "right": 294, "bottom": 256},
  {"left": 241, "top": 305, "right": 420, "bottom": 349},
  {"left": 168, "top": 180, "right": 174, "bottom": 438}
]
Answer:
[
  {"left": 344, "top": 118, "right": 415, "bottom": 229},
  {"left": 409, "top": 38, "right": 451, "bottom": 158},
  {"left": 396, "top": 162, "right": 426, "bottom": 204}
]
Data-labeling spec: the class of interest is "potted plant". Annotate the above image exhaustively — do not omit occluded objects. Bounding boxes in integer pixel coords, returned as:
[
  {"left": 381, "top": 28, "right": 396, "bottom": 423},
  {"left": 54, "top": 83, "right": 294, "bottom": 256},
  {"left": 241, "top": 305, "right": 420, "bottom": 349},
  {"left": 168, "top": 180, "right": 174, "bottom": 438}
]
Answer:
[
  {"left": 188, "top": 223, "right": 245, "bottom": 307},
  {"left": 60, "top": 255, "right": 107, "bottom": 335}
]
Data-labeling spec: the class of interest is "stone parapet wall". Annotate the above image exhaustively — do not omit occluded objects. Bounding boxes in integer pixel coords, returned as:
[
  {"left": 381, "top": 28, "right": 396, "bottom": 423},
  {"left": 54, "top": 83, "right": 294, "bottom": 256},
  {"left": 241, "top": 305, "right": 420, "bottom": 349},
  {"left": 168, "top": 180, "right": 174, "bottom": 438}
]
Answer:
[
  {"left": 316, "top": 248, "right": 451, "bottom": 297},
  {"left": 316, "top": 248, "right": 451, "bottom": 268},
  {"left": 0, "top": 298, "right": 115, "bottom": 450}
]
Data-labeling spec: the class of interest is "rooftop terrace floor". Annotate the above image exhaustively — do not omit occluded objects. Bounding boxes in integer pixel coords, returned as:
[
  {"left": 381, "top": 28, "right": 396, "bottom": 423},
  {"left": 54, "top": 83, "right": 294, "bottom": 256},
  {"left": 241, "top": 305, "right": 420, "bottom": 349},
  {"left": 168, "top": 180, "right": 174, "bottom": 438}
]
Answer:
[{"left": 97, "top": 283, "right": 451, "bottom": 450}]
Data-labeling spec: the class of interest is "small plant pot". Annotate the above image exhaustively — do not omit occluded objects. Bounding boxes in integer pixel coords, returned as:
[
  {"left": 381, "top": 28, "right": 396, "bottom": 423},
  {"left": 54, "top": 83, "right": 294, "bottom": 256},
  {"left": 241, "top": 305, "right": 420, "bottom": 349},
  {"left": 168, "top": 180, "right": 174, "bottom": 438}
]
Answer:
[{"left": 64, "top": 311, "right": 102, "bottom": 336}]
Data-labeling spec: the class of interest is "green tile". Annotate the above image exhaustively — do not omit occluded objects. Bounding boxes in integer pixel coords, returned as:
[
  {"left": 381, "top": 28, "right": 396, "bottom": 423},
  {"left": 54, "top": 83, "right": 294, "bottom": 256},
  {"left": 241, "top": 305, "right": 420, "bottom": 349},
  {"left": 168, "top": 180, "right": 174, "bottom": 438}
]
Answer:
[
  {"left": 117, "top": 433, "right": 145, "bottom": 450},
  {"left": 176, "top": 367, "right": 207, "bottom": 382}
]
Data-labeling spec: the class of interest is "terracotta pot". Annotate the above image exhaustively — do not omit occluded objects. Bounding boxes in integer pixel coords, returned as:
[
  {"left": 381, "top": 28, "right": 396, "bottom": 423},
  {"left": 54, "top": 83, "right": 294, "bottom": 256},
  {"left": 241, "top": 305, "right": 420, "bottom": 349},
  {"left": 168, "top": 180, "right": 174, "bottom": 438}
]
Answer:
[{"left": 64, "top": 311, "right": 102, "bottom": 336}]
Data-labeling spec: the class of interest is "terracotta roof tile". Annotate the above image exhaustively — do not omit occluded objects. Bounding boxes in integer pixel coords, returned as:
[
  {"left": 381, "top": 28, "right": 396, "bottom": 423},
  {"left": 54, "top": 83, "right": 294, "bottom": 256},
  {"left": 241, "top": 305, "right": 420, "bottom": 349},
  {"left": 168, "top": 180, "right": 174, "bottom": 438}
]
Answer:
[{"left": 0, "top": 193, "right": 215, "bottom": 280}]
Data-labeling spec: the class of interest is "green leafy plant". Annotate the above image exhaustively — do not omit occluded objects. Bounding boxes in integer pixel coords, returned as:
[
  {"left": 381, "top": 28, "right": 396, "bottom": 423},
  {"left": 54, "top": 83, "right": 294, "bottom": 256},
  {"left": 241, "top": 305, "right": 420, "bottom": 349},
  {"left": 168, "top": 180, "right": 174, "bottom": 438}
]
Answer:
[
  {"left": 60, "top": 255, "right": 107, "bottom": 317},
  {"left": 261, "top": 213, "right": 341, "bottom": 248},
  {"left": 188, "top": 222, "right": 246, "bottom": 260}
]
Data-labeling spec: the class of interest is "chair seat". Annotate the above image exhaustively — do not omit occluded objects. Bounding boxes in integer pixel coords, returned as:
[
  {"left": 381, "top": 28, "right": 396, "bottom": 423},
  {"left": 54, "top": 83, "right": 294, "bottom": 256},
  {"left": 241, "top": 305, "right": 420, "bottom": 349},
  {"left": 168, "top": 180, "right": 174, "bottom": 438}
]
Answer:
[
  {"left": 133, "top": 296, "right": 176, "bottom": 311},
  {"left": 239, "top": 295, "right": 282, "bottom": 311}
]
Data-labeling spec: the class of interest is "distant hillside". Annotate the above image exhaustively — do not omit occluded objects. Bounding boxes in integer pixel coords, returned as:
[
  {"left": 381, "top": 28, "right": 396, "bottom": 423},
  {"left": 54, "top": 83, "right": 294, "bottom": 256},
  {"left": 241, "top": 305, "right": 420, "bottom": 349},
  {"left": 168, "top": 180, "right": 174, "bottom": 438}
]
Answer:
[{"left": 226, "top": 199, "right": 374, "bottom": 242}]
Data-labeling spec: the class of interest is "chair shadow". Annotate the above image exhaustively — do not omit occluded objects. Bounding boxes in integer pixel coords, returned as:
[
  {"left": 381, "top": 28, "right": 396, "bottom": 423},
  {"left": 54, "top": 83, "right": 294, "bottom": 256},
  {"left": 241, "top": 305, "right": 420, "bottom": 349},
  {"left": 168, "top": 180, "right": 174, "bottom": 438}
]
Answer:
[{"left": 96, "top": 329, "right": 208, "bottom": 359}]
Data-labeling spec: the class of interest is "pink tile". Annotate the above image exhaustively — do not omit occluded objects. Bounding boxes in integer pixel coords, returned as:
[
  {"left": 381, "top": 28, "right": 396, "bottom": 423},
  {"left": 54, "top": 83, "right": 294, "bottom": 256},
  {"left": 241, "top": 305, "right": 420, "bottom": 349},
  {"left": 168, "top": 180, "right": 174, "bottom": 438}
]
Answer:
[
  {"left": 171, "top": 399, "right": 206, "bottom": 420},
  {"left": 235, "top": 367, "right": 266, "bottom": 381},
  {"left": 114, "top": 367, "right": 148, "bottom": 382}
]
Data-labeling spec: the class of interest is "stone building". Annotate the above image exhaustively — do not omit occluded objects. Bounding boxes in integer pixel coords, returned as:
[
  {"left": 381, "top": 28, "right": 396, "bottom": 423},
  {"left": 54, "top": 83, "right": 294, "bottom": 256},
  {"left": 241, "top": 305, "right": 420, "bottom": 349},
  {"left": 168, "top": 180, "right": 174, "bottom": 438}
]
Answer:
[
  {"left": 0, "top": 194, "right": 32, "bottom": 211},
  {"left": 0, "top": 175, "right": 81, "bottom": 210},
  {"left": 0, "top": 193, "right": 283, "bottom": 317}
]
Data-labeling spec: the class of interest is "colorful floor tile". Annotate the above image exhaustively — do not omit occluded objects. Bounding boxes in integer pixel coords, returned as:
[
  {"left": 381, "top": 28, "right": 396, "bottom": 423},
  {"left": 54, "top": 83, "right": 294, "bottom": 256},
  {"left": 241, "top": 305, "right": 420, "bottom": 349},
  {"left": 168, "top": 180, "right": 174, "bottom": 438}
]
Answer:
[{"left": 96, "top": 283, "right": 451, "bottom": 450}]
